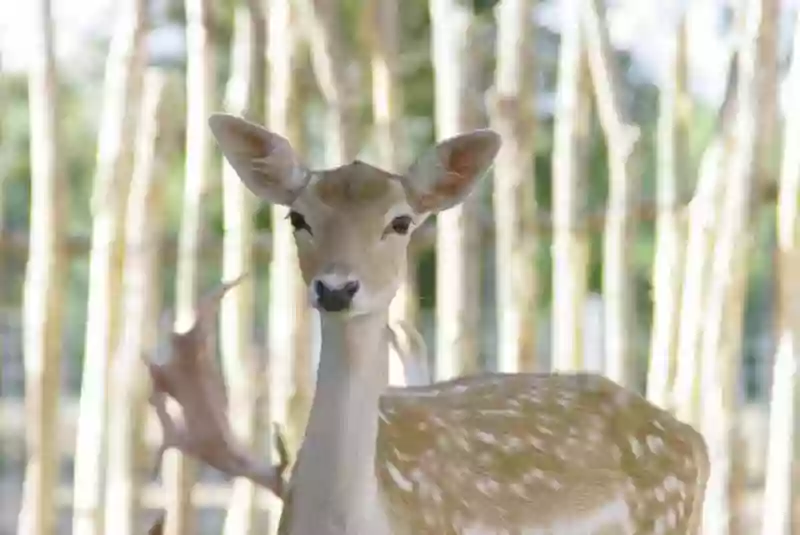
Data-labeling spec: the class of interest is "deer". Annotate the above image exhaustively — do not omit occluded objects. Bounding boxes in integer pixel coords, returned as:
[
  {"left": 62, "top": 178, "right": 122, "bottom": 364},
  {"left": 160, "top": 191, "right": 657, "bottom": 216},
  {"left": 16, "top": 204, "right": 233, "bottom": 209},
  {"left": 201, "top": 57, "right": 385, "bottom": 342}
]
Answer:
[{"left": 150, "top": 112, "right": 710, "bottom": 535}]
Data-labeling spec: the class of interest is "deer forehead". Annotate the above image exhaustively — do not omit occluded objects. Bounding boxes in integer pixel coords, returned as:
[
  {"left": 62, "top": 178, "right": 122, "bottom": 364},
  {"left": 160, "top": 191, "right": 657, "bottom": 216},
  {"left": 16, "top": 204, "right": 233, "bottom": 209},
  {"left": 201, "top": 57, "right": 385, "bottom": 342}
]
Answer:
[{"left": 304, "top": 160, "right": 409, "bottom": 214}]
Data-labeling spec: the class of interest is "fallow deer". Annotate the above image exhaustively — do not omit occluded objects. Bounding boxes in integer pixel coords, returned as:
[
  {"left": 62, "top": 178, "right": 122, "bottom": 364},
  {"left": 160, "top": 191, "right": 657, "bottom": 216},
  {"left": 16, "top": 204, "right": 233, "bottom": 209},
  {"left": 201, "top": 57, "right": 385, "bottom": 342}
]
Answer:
[{"left": 184, "top": 113, "right": 710, "bottom": 535}]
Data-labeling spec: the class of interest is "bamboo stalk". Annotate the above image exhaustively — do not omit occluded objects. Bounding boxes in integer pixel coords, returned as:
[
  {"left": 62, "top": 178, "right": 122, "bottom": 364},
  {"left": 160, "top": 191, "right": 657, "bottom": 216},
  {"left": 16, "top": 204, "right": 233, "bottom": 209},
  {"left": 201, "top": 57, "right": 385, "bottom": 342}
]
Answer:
[
  {"left": 551, "top": 0, "right": 592, "bottom": 373},
  {"left": 18, "top": 0, "right": 66, "bottom": 533},
  {"left": 489, "top": 0, "right": 539, "bottom": 373}
]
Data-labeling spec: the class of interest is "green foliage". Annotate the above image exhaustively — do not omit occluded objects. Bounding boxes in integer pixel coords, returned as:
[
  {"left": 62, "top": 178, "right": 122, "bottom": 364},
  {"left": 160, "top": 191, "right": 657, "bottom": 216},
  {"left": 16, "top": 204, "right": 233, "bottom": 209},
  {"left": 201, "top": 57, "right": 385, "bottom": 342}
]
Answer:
[
  {"left": 0, "top": 74, "right": 99, "bottom": 234},
  {"left": 416, "top": 245, "right": 436, "bottom": 309},
  {"left": 398, "top": 0, "right": 435, "bottom": 143},
  {"left": 0, "top": 76, "right": 32, "bottom": 232},
  {"left": 472, "top": 0, "right": 500, "bottom": 15}
]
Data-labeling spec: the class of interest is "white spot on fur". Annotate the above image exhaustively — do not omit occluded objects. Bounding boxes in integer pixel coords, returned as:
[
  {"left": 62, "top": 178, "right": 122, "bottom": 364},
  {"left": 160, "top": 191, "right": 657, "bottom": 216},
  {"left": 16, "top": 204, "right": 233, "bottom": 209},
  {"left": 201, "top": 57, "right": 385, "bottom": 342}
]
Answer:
[
  {"left": 628, "top": 436, "right": 643, "bottom": 457},
  {"left": 385, "top": 462, "right": 413, "bottom": 492},
  {"left": 662, "top": 474, "right": 682, "bottom": 492},
  {"left": 475, "top": 477, "right": 500, "bottom": 495},
  {"left": 666, "top": 509, "right": 678, "bottom": 528},
  {"left": 475, "top": 431, "right": 497, "bottom": 445},
  {"left": 646, "top": 434, "right": 665, "bottom": 453}
]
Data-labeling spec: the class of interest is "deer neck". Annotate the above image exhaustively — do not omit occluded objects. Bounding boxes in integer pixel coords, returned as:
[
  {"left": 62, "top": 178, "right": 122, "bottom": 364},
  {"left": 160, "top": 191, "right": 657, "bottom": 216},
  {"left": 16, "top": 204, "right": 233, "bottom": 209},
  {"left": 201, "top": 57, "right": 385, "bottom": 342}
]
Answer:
[{"left": 289, "top": 310, "right": 391, "bottom": 535}]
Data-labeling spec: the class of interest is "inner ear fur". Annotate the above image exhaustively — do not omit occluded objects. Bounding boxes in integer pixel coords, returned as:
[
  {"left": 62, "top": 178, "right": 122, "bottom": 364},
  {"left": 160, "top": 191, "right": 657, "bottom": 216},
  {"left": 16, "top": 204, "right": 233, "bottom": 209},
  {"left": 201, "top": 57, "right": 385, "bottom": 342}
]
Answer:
[
  {"left": 208, "top": 113, "right": 309, "bottom": 206},
  {"left": 401, "top": 129, "right": 501, "bottom": 213}
]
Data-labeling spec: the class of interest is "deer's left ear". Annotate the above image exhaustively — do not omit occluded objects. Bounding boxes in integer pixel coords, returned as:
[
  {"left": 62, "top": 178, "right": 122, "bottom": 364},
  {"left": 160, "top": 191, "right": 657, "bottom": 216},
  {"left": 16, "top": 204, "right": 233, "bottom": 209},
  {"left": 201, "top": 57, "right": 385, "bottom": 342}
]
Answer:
[
  {"left": 208, "top": 113, "right": 309, "bottom": 206},
  {"left": 400, "top": 129, "right": 501, "bottom": 213}
]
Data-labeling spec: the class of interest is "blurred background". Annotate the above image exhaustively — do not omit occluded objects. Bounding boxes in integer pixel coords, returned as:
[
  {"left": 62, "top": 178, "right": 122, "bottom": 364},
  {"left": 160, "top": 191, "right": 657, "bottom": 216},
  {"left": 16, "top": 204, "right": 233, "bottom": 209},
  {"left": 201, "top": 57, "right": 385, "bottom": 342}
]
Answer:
[{"left": 0, "top": 0, "right": 799, "bottom": 533}]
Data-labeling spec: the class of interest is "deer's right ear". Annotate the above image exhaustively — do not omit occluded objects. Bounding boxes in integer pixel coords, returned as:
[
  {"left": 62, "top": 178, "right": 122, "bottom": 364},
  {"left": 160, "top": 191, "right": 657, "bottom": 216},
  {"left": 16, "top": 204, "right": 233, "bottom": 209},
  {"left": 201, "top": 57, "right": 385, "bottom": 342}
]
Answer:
[
  {"left": 400, "top": 129, "right": 501, "bottom": 214},
  {"left": 208, "top": 113, "right": 310, "bottom": 206}
]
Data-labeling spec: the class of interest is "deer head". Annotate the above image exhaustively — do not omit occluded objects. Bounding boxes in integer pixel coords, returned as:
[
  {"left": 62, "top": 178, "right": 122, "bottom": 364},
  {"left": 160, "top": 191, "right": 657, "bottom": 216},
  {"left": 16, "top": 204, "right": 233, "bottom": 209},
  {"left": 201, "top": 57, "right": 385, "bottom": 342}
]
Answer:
[{"left": 208, "top": 113, "right": 500, "bottom": 317}]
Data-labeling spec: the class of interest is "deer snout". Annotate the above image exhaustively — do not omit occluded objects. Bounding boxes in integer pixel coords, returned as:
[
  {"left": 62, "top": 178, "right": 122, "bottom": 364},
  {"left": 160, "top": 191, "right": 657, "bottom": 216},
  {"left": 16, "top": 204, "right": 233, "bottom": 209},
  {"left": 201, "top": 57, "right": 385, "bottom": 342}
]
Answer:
[{"left": 313, "top": 274, "right": 360, "bottom": 312}]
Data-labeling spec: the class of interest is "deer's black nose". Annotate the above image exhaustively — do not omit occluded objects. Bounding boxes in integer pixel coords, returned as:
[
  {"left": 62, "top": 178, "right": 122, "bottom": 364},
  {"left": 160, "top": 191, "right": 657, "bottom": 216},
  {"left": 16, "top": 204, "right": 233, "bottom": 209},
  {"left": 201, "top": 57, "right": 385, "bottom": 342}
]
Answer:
[{"left": 314, "top": 279, "right": 360, "bottom": 312}]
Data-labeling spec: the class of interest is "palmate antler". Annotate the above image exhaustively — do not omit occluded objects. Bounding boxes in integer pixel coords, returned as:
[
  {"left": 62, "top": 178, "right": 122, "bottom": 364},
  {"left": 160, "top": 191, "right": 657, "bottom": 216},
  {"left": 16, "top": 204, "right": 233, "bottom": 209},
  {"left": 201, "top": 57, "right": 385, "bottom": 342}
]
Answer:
[{"left": 144, "top": 275, "right": 289, "bottom": 533}]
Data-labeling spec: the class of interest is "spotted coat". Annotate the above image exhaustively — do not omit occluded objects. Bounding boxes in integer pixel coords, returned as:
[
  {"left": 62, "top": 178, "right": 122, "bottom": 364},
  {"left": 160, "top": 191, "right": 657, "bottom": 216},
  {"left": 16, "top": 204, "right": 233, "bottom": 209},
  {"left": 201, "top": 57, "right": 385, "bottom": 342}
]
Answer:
[{"left": 370, "top": 372, "right": 709, "bottom": 535}]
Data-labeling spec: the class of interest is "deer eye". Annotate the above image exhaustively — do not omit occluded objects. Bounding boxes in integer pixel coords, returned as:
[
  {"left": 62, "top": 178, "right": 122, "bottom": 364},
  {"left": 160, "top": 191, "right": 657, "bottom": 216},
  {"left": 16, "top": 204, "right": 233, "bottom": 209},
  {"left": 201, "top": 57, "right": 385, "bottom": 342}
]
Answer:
[
  {"left": 387, "top": 215, "right": 413, "bottom": 236},
  {"left": 287, "top": 210, "right": 312, "bottom": 235}
]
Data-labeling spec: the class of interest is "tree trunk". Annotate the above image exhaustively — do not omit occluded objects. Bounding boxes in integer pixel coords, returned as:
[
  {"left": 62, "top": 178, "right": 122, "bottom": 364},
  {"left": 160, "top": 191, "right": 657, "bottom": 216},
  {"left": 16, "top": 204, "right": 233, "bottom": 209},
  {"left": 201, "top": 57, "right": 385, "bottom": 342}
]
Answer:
[
  {"left": 266, "top": 1, "right": 309, "bottom": 533},
  {"left": 104, "top": 68, "right": 168, "bottom": 535},
  {"left": 285, "top": 43, "right": 316, "bottom": 480},
  {"left": 166, "top": 0, "right": 215, "bottom": 532},
  {"left": 761, "top": 8, "right": 800, "bottom": 535},
  {"left": 581, "top": 0, "right": 639, "bottom": 389},
  {"left": 755, "top": 0, "right": 779, "bottom": 189},
  {"left": 368, "top": 0, "right": 418, "bottom": 384},
  {"left": 646, "top": 17, "right": 690, "bottom": 408},
  {"left": 733, "top": 4, "right": 778, "bottom": 532},
  {"left": 551, "top": 0, "right": 592, "bottom": 373},
  {"left": 72, "top": 2, "right": 147, "bottom": 534},
  {"left": 0, "top": 170, "right": 5, "bottom": 234},
  {"left": 220, "top": 3, "right": 265, "bottom": 534},
  {"left": 760, "top": 13, "right": 800, "bottom": 535},
  {"left": 671, "top": 52, "right": 739, "bottom": 426},
  {"left": 699, "top": 0, "right": 768, "bottom": 532},
  {"left": 18, "top": 0, "right": 66, "bottom": 533},
  {"left": 295, "top": 0, "right": 360, "bottom": 164},
  {"left": 488, "top": 0, "right": 538, "bottom": 373},
  {"left": 430, "top": 0, "right": 484, "bottom": 379}
]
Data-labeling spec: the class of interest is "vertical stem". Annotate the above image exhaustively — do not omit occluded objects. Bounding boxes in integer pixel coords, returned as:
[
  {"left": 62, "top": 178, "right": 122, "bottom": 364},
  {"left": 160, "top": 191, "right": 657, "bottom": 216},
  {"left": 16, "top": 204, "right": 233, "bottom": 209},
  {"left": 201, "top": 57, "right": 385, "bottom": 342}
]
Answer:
[
  {"left": 19, "top": 0, "right": 66, "bottom": 533},
  {"left": 489, "top": 0, "right": 538, "bottom": 373},
  {"left": 285, "top": 45, "right": 316, "bottom": 476},
  {"left": 671, "top": 50, "right": 738, "bottom": 424},
  {"left": 551, "top": 0, "right": 591, "bottom": 373},
  {"left": 430, "top": 0, "right": 484, "bottom": 380},
  {"left": 72, "top": 2, "right": 147, "bottom": 534},
  {"left": 647, "top": 17, "right": 690, "bottom": 408},
  {"left": 759, "top": 10, "right": 800, "bottom": 535},
  {"left": 295, "top": 0, "right": 360, "bottom": 164},
  {"left": 699, "top": 0, "right": 766, "bottom": 532},
  {"left": 220, "top": 3, "right": 263, "bottom": 534},
  {"left": 369, "top": 0, "right": 418, "bottom": 384},
  {"left": 266, "top": 1, "right": 308, "bottom": 533},
  {"left": 754, "top": 0, "right": 779, "bottom": 187},
  {"left": 581, "top": 0, "right": 640, "bottom": 389},
  {"left": 167, "top": 0, "right": 215, "bottom": 532},
  {"left": 105, "top": 68, "right": 167, "bottom": 535}
]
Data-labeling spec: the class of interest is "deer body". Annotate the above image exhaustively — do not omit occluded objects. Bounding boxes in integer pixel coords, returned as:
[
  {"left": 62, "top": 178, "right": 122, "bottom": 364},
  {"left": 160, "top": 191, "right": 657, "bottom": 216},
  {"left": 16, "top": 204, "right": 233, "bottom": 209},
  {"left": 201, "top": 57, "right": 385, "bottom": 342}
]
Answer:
[
  {"left": 280, "top": 313, "right": 708, "bottom": 534},
  {"left": 208, "top": 113, "right": 710, "bottom": 535},
  {"left": 377, "top": 374, "right": 708, "bottom": 534}
]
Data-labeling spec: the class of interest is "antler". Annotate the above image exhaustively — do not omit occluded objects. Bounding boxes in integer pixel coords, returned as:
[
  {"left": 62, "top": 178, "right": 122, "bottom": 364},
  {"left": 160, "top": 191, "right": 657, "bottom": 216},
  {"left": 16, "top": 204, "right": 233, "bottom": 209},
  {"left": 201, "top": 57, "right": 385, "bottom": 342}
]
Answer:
[
  {"left": 144, "top": 276, "right": 289, "bottom": 532},
  {"left": 146, "top": 430, "right": 288, "bottom": 535}
]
